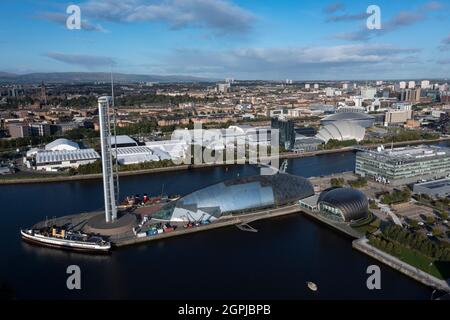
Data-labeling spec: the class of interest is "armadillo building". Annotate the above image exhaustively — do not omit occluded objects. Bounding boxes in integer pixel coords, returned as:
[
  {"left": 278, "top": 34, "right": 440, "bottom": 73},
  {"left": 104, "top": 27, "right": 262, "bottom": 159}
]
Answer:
[{"left": 152, "top": 173, "right": 315, "bottom": 223}]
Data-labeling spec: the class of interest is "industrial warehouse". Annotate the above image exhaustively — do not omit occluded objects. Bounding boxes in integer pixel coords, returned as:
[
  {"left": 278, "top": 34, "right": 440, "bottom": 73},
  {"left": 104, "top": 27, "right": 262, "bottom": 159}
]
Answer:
[{"left": 25, "top": 138, "right": 100, "bottom": 171}]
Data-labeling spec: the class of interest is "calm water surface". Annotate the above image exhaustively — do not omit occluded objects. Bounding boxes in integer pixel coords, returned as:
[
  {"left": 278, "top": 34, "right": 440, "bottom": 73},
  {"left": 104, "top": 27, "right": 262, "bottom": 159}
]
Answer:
[{"left": 3, "top": 144, "right": 449, "bottom": 299}]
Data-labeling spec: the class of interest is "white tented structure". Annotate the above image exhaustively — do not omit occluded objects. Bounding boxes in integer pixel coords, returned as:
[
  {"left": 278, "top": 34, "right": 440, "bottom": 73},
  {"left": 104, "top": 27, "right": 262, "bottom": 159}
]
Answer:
[{"left": 45, "top": 138, "right": 79, "bottom": 151}]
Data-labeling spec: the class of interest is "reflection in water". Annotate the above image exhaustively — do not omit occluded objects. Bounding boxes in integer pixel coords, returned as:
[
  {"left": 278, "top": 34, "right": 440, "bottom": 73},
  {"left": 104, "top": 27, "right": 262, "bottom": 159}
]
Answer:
[
  {"left": 2, "top": 148, "right": 446, "bottom": 299},
  {"left": 20, "top": 241, "right": 111, "bottom": 262}
]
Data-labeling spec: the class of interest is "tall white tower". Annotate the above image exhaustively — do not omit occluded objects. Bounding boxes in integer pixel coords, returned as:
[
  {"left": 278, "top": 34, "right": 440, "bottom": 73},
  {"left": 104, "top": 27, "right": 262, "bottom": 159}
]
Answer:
[{"left": 98, "top": 96, "right": 117, "bottom": 223}]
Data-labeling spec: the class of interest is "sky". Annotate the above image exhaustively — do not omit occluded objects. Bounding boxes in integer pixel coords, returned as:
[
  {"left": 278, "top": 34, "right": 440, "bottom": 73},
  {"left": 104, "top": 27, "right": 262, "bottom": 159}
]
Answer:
[{"left": 0, "top": 0, "right": 449, "bottom": 80}]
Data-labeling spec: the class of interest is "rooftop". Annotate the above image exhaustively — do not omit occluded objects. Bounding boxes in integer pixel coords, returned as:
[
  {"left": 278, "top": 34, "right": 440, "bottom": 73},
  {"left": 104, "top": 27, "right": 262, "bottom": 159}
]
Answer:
[
  {"left": 357, "top": 145, "right": 450, "bottom": 163},
  {"left": 414, "top": 178, "right": 450, "bottom": 190},
  {"left": 109, "top": 135, "right": 138, "bottom": 146},
  {"left": 36, "top": 149, "right": 100, "bottom": 164}
]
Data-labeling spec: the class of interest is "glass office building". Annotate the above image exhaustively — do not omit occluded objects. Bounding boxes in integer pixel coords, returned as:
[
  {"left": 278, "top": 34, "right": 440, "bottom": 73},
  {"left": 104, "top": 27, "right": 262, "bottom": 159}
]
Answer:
[
  {"left": 152, "top": 173, "right": 315, "bottom": 222},
  {"left": 271, "top": 118, "right": 295, "bottom": 150},
  {"left": 355, "top": 145, "right": 450, "bottom": 186}
]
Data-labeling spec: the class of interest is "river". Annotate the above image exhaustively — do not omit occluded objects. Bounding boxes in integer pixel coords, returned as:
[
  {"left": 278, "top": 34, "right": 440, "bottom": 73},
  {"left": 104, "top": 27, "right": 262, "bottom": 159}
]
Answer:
[{"left": 2, "top": 142, "right": 449, "bottom": 299}]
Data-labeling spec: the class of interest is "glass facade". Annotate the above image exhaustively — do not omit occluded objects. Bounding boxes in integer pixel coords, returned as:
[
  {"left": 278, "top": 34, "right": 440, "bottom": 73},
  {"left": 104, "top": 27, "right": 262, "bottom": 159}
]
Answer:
[
  {"left": 318, "top": 187, "right": 368, "bottom": 222},
  {"left": 152, "top": 174, "right": 314, "bottom": 222},
  {"left": 271, "top": 118, "right": 295, "bottom": 150},
  {"left": 318, "top": 203, "right": 345, "bottom": 222},
  {"left": 356, "top": 146, "right": 450, "bottom": 185}
]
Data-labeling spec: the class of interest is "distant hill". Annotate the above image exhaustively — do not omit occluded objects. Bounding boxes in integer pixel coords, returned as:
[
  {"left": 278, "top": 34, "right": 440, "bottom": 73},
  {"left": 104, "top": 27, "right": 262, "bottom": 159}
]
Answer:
[{"left": 0, "top": 72, "right": 217, "bottom": 84}]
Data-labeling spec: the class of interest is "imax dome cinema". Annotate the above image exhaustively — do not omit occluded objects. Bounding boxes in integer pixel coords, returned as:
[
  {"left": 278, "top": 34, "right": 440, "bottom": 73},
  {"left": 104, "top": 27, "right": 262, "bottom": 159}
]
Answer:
[
  {"left": 152, "top": 173, "right": 315, "bottom": 222},
  {"left": 317, "top": 187, "right": 369, "bottom": 222}
]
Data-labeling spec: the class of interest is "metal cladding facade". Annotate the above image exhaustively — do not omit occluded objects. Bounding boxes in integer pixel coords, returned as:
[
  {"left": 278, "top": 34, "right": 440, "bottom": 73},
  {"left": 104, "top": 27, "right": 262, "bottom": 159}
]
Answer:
[
  {"left": 320, "top": 112, "right": 375, "bottom": 128},
  {"left": 152, "top": 173, "right": 315, "bottom": 222},
  {"left": 318, "top": 187, "right": 368, "bottom": 222},
  {"left": 316, "top": 120, "right": 366, "bottom": 143}
]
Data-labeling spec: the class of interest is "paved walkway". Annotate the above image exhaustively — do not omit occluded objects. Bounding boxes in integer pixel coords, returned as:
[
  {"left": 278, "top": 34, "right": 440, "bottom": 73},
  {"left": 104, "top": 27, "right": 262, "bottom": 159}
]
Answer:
[{"left": 353, "top": 238, "right": 450, "bottom": 292}]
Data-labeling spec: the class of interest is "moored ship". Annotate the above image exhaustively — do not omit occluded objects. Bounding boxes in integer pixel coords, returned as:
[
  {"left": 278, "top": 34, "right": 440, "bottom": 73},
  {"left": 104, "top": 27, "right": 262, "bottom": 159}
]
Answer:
[{"left": 20, "top": 227, "right": 111, "bottom": 253}]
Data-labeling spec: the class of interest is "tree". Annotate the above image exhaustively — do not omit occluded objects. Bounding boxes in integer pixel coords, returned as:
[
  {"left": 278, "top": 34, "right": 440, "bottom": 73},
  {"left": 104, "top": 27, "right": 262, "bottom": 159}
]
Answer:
[
  {"left": 409, "top": 219, "right": 418, "bottom": 229},
  {"left": 426, "top": 215, "right": 435, "bottom": 225},
  {"left": 432, "top": 227, "right": 442, "bottom": 237},
  {"left": 330, "top": 178, "right": 344, "bottom": 187}
]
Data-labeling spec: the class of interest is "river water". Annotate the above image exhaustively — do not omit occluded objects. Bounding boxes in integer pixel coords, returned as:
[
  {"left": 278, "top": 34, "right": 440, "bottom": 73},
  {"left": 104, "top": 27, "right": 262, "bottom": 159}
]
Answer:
[{"left": 2, "top": 142, "right": 449, "bottom": 299}]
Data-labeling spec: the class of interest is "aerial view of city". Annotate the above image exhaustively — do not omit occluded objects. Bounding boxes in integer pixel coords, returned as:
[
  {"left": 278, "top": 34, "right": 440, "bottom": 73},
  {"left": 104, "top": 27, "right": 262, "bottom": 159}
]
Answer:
[{"left": 1, "top": 0, "right": 450, "bottom": 308}]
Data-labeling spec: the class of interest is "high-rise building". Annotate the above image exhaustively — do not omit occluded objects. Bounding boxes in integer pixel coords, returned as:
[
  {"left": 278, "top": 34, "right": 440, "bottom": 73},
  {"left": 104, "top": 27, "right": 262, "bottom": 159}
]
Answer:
[
  {"left": 384, "top": 110, "right": 412, "bottom": 125},
  {"left": 400, "top": 88, "right": 421, "bottom": 103},
  {"left": 361, "top": 87, "right": 377, "bottom": 100},
  {"left": 408, "top": 81, "right": 416, "bottom": 89},
  {"left": 314, "top": 83, "right": 319, "bottom": 89},
  {"left": 399, "top": 81, "right": 407, "bottom": 89},
  {"left": 217, "top": 83, "right": 231, "bottom": 93},
  {"left": 353, "top": 96, "right": 363, "bottom": 108},
  {"left": 271, "top": 118, "right": 295, "bottom": 150},
  {"left": 325, "top": 87, "right": 335, "bottom": 97},
  {"left": 29, "top": 123, "right": 51, "bottom": 137},
  {"left": 421, "top": 80, "right": 430, "bottom": 89},
  {"left": 7, "top": 123, "right": 30, "bottom": 138},
  {"left": 305, "top": 83, "right": 310, "bottom": 89}
]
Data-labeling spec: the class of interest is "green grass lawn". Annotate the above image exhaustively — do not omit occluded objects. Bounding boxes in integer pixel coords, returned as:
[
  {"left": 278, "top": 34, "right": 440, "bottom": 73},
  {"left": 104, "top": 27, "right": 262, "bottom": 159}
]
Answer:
[
  {"left": 0, "top": 171, "right": 67, "bottom": 181},
  {"left": 351, "top": 213, "right": 381, "bottom": 235},
  {"left": 394, "top": 246, "right": 447, "bottom": 280}
]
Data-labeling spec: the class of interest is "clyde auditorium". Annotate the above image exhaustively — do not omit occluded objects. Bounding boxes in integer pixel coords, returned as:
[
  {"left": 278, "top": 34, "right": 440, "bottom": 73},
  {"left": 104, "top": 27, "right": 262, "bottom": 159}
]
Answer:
[{"left": 152, "top": 173, "right": 315, "bottom": 222}]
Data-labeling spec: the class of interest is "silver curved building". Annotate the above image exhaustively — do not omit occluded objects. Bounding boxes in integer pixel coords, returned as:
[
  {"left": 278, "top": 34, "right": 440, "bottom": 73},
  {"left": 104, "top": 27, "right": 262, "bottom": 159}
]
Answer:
[
  {"left": 152, "top": 173, "right": 315, "bottom": 222},
  {"left": 318, "top": 187, "right": 368, "bottom": 222},
  {"left": 320, "top": 112, "right": 375, "bottom": 128},
  {"left": 316, "top": 120, "right": 366, "bottom": 143}
]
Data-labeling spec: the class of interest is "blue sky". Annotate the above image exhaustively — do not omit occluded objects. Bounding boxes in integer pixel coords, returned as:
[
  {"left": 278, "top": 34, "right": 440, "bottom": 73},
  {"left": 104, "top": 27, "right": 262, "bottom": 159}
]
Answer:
[{"left": 1, "top": 0, "right": 449, "bottom": 80}]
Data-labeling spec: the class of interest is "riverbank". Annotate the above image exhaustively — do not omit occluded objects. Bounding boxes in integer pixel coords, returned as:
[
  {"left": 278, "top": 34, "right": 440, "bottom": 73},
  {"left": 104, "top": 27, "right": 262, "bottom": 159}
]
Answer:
[
  {"left": 116, "top": 204, "right": 303, "bottom": 247},
  {"left": 2, "top": 136, "right": 449, "bottom": 185},
  {"left": 353, "top": 238, "right": 450, "bottom": 293}
]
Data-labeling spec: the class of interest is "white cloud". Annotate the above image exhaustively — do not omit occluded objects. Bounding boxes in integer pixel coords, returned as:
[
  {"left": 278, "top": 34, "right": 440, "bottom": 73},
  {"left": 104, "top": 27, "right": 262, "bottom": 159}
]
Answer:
[
  {"left": 149, "top": 44, "right": 422, "bottom": 79},
  {"left": 37, "top": 12, "right": 107, "bottom": 32},
  {"left": 81, "top": 0, "right": 255, "bottom": 35},
  {"left": 44, "top": 52, "right": 116, "bottom": 68}
]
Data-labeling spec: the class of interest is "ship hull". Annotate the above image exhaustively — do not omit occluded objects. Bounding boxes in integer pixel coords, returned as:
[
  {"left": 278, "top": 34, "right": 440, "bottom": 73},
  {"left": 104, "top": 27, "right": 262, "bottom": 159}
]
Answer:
[{"left": 20, "top": 230, "right": 111, "bottom": 254}]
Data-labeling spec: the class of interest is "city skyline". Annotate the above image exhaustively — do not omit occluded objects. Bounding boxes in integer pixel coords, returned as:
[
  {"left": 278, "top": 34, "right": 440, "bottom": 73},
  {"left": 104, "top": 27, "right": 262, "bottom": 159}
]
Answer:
[{"left": 1, "top": 0, "right": 450, "bottom": 80}]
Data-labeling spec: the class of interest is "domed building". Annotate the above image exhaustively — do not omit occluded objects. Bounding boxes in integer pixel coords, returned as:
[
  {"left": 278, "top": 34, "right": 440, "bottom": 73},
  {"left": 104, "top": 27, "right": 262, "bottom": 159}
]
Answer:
[
  {"left": 152, "top": 173, "right": 315, "bottom": 223},
  {"left": 320, "top": 112, "right": 375, "bottom": 128},
  {"left": 316, "top": 120, "right": 366, "bottom": 143},
  {"left": 318, "top": 187, "right": 368, "bottom": 222}
]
